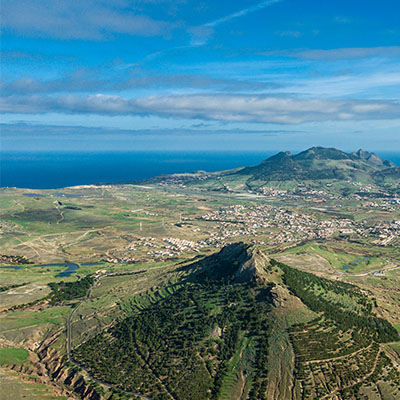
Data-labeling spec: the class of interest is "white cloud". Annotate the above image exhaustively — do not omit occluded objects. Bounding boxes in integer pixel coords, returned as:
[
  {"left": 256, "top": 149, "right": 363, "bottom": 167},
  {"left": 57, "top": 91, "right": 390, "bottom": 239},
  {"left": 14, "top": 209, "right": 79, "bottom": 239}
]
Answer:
[
  {"left": 286, "top": 47, "right": 400, "bottom": 60},
  {"left": 283, "top": 71, "right": 400, "bottom": 98},
  {"left": 1, "top": 0, "right": 168, "bottom": 39},
  {"left": 0, "top": 73, "right": 279, "bottom": 95},
  {"left": 1, "top": 93, "right": 399, "bottom": 124}
]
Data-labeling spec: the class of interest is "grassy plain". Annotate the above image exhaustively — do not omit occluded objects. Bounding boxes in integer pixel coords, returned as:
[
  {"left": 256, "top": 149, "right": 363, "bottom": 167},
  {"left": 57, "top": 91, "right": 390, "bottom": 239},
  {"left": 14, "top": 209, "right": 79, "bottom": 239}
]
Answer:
[{"left": 1, "top": 183, "right": 399, "bottom": 399}]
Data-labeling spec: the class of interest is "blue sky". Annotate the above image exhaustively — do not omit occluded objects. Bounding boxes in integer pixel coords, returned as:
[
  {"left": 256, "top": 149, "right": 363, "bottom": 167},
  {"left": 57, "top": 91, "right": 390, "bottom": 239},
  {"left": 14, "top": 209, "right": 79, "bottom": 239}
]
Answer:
[{"left": 1, "top": 0, "right": 400, "bottom": 152}]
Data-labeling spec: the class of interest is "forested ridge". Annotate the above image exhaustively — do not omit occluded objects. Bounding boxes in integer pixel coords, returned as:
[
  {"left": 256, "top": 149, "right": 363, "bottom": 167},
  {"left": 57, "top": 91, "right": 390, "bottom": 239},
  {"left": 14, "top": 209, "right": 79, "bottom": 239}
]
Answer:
[
  {"left": 273, "top": 260, "right": 399, "bottom": 343},
  {"left": 74, "top": 246, "right": 275, "bottom": 399},
  {"left": 72, "top": 246, "right": 399, "bottom": 399}
]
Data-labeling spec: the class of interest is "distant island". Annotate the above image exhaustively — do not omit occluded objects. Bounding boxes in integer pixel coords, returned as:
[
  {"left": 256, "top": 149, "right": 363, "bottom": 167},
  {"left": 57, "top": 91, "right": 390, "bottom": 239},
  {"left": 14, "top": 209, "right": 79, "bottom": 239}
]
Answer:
[{"left": 143, "top": 146, "right": 400, "bottom": 196}]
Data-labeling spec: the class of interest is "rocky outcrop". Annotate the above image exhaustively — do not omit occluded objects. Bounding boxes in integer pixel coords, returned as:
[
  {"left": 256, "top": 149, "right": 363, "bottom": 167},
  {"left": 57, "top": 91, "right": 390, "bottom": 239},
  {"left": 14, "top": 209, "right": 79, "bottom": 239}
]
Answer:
[
  {"left": 185, "top": 242, "right": 272, "bottom": 284},
  {"left": 234, "top": 246, "right": 271, "bottom": 283}
]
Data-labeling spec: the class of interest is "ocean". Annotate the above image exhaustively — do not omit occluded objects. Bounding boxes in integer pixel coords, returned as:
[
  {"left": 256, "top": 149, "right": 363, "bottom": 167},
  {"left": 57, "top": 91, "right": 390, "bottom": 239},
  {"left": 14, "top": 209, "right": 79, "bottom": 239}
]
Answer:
[{"left": 1, "top": 151, "right": 399, "bottom": 189}]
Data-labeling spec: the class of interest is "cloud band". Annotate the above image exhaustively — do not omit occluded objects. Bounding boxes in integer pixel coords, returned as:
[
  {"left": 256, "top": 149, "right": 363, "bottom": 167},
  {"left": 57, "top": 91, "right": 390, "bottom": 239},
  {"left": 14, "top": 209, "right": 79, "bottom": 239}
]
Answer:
[{"left": 1, "top": 93, "right": 399, "bottom": 124}]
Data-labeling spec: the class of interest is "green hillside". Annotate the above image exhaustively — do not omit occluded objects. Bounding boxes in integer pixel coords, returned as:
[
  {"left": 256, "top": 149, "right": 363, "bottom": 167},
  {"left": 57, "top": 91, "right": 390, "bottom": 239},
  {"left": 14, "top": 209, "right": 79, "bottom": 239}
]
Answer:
[
  {"left": 237, "top": 147, "right": 399, "bottom": 184},
  {"left": 143, "top": 147, "right": 400, "bottom": 196},
  {"left": 73, "top": 243, "right": 400, "bottom": 400}
]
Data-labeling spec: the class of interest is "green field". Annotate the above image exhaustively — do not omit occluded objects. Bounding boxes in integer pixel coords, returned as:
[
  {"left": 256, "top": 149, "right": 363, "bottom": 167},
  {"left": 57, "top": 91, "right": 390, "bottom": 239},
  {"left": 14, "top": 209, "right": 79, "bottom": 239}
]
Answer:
[
  {"left": 273, "top": 241, "right": 390, "bottom": 273},
  {"left": 0, "top": 348, "right": 29, "bottom": 365},
  {"left": 0, "top": 181, "right": 399, "bottom": 399}
]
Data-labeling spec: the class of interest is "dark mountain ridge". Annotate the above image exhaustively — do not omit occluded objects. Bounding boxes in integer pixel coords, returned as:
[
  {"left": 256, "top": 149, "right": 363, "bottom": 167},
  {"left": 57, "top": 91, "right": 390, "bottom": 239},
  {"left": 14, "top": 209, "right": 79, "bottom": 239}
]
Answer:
[
  {"left": 181, "top": 242, "right": 271, "bottom": 283},
  {"left": 140, "top": 146, "right": 399, "bottom": 195},
  {"left": 237, "top": 146, "right": 399, "bottom": 183}
]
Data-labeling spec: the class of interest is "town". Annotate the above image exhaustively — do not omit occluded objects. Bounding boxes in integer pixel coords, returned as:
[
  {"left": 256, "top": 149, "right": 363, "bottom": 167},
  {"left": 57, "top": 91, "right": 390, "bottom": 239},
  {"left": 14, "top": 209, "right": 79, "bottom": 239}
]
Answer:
[{"left": 103, "top": 200, "right": 400, "bottom": 262}]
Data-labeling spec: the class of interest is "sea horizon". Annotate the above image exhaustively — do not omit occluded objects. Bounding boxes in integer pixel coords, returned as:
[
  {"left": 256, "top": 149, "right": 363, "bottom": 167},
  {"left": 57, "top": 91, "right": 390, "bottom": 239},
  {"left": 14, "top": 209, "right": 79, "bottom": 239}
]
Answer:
[{"left": 2, "top": 150, "right": 400, "bottom": 190}]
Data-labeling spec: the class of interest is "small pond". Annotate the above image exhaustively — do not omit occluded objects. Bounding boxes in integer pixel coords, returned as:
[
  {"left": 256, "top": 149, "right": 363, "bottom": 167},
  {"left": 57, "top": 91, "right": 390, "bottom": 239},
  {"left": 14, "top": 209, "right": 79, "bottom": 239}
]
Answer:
[
  {"left": 23, "top": 193, "right": 47, "bottom": 197},
  {"left": 0, "top": 263, "right": 79, "bottom": 277},
  {"left": 342, "top": 257, "right": 371, "bottom": 271},
  {"left": 1, "top": 262, "right": 104, "bottom": 277}
]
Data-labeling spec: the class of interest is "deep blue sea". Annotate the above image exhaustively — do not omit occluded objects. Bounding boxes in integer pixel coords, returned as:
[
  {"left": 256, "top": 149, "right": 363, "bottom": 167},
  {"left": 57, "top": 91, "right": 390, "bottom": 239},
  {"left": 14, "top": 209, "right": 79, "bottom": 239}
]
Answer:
[{"left": 1, "top": 151, "right": 399, "bottom": 189}]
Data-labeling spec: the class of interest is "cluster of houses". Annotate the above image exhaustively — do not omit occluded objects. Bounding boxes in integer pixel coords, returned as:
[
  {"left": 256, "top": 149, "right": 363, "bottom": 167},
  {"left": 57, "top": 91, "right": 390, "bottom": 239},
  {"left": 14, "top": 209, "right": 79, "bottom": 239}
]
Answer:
[
  {"left": 370, "top": 220, "right": 400, "bottom": 246},
  {"left": 200, "top": 205, "right": 357, "bottom": 245},
  {"left": 106, "top": 198, "right": 399, "bottom": 261}
]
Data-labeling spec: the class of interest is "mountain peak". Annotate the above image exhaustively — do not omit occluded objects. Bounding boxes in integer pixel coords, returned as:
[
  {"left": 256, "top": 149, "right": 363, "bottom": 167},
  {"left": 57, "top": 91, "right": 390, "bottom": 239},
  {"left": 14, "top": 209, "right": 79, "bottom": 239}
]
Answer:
[
  {"left": 354, "top": 148, "right": 369, "bottom": 158},
  {"left": 352, "top": 149, "right": 384, "bottom": 165},
  {"left": 186, "top": 242, "right": 271, "bottom": 283},
  {"left": 234, "top": 246, "right": 271, "bottom": 283},
  {"left": 235, "top": 146, "right": 399, "bottom": 183},
  {"left": 294, "top": 146, "right": 351, "bottom": 160},
  {"left": 262, "top": 151, "right": 292, "bottom": 163}
]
